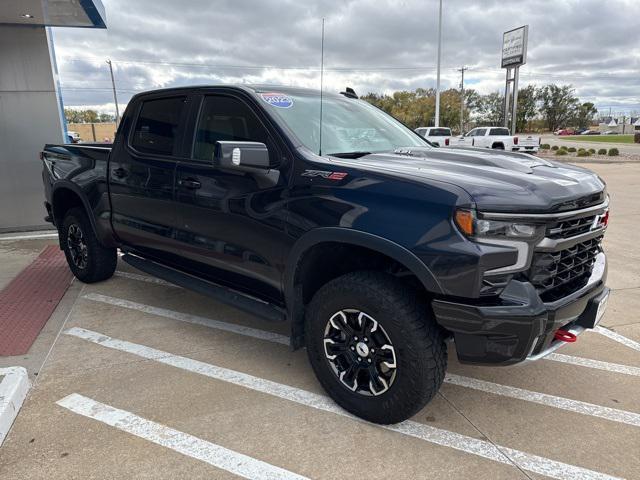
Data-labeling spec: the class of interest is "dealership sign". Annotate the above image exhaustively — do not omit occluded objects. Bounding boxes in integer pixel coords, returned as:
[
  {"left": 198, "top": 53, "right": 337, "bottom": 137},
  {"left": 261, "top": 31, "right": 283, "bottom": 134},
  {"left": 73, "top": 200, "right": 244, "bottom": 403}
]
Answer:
[{"left": 501, "top": 25, "right": 528, "bottom": 68}]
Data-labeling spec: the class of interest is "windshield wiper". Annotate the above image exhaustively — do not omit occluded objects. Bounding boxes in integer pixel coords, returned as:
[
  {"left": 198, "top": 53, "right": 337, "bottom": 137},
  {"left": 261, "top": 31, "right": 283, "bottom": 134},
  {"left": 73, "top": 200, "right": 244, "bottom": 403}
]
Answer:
[{"left": 327, "top": 151, "right": 372, "bottom": 159}]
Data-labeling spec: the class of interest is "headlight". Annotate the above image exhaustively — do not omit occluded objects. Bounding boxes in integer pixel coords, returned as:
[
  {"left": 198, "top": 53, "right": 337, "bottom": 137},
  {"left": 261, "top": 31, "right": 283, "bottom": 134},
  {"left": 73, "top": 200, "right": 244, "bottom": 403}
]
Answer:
[{"left": 454, "top": 209, "right": 541, "bottom": 239}]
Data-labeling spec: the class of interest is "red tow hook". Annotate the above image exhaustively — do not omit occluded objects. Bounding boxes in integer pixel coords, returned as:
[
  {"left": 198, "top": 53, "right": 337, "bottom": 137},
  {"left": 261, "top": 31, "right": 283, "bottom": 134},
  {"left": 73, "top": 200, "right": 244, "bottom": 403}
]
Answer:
[{"left": 554, "top": 329, "right": 578, "bottom": 343}]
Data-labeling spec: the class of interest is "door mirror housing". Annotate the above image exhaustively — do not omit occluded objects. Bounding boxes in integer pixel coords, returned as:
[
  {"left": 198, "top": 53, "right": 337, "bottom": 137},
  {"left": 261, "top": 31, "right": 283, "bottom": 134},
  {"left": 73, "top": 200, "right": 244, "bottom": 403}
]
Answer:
[{"left": 214, "top": 141, "right": 273, "bottom": 170}]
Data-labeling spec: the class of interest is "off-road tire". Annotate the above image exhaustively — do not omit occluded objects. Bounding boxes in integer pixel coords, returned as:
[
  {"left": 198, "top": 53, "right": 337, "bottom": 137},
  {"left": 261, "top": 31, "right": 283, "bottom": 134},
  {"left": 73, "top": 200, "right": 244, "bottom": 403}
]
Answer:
[
  {"left": 61, "top": 207, "right": 117, "bottom": 283},
  {"left": 305, "top": 271, "right": 447, "bottom": 424}
]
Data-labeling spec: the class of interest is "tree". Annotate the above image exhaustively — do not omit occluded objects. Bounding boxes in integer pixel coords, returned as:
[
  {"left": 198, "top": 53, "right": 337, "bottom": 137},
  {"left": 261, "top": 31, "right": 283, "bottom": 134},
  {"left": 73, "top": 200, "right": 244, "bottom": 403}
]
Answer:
[
  {"left": 573, "top": 102, "right": 598, "bottom": 129},
  {"left": 537, "top": 85, "right": 579, "bottom": 131},
  {"left": 477, "top": 92, "right": 504, "bottom": 126},
  {"left": 64, "top": 108, "right": 105, "bottom": 124},
  {"left": 516, "top": 85, "right": 538, "bottom": 132}
]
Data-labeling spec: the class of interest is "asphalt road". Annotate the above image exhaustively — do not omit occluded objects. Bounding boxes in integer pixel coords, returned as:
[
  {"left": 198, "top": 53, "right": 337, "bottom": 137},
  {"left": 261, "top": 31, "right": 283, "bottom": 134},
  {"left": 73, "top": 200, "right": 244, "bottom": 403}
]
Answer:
[{"left": 1, "top": 162, "right": 639, "bottom": 480}]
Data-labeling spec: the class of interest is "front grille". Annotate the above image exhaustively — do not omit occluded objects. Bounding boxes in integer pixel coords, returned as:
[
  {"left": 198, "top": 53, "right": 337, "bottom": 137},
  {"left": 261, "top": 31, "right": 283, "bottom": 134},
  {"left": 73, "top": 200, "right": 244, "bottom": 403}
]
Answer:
[
  {"left": 546, "top": 215, "right": 596, "bottom": 239},
  {"left": 528, "top": 236, "right": 603, "bottom": 302}
]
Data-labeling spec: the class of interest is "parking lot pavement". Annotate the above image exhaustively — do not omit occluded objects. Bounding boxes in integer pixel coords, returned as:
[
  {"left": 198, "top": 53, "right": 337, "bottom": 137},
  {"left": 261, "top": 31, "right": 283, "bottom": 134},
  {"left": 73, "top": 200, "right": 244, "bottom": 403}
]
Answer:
[{"left": 1, "top": 163, "right": 639, "bottom": 479}]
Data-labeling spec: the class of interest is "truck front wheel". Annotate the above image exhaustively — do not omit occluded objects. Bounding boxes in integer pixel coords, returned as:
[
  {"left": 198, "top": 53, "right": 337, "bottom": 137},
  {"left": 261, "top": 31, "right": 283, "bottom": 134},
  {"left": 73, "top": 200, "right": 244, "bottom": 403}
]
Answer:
[
  {"left": 305, "top": 271, "right": 446, "bottom": 424},
  {"left": 61, "top": 207, "right": 117, "bottom": 283}
]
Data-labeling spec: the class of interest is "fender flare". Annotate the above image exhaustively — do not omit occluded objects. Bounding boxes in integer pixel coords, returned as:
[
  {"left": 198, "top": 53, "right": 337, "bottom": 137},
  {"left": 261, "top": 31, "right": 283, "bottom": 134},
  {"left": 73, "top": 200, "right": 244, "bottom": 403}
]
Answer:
[
  {"left": 284, "top": 227, "right": 443, "bottom": 348},
  {"left": 51, "top": 181, "right": 100, "bottom": 244}
]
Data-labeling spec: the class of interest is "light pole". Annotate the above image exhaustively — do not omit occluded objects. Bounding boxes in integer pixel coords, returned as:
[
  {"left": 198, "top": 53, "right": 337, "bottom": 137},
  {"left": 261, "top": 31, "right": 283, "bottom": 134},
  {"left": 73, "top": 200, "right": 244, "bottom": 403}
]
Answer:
[
  {"left": 106, "top": 59, "right": 120, "bottom": 126},
  {"left": 434, "top": 0, "right": 442, "bottom": 127}
]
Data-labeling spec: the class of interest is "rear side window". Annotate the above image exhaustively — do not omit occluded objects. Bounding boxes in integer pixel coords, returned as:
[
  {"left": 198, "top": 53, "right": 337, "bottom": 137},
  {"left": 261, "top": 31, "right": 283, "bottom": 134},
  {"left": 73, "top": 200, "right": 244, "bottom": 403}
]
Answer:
[
  {"left": 132, "top": 96, "right": 186, "bottom": 155},
  {"left": 489, "top": 128, "right": 510, "bottom": 136}
]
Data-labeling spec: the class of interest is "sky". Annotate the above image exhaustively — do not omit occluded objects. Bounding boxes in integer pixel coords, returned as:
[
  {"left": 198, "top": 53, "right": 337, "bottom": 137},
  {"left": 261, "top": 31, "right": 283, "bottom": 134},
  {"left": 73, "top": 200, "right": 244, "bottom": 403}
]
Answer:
[{"left": 51, "top": 0, "right": 640, "bottom": 116}]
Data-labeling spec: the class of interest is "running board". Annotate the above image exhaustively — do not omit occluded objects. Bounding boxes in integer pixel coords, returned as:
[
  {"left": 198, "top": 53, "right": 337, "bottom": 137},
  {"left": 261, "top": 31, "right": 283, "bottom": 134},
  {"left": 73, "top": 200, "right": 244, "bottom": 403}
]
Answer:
[{"left": 121, "top": 253, "right": 286, "bottom": 323}]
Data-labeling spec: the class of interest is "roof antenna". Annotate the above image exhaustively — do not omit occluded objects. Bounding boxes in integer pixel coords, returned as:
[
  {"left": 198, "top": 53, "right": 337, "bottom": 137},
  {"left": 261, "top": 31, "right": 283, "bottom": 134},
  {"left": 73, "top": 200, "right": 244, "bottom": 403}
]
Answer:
[{"left": 319, "top": 17, "right": 325, "bottom": 156}]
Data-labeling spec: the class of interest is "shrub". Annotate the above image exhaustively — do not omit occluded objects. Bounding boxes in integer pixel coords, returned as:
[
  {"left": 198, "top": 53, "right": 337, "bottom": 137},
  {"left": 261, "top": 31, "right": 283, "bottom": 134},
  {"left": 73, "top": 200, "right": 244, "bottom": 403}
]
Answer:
[
  {"left": 598, "top": 148, "right": 607, "bottom": 155},
  {"left": 540, "top": 144, "right": 550, "bottom": 150},
  {"left": 577, "top": 150, "right": 591, "bottom": 157},
  {"left": 555, "top": 149, "right": 568, "bottom": 156},
  {"left": 567, "top": 147, "right": 577, "bottom": 153},
  {"left": 608, "top": 148, "right": 619, "bottom": 156},
  {"left": 551, "top": 145, "right": 559, "bottom": 151},
  {"left": 589, "top": 148, "right": 596, "bottom": 154},
  {"left": 560, "top": 145, "right": 568, "bottom": 150}
]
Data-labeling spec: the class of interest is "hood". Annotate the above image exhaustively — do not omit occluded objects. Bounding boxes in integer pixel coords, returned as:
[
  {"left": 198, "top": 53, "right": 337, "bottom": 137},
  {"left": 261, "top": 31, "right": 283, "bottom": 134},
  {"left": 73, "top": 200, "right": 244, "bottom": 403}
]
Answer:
[{"left": 336, "top": 147, "right": 606, "bottom": 213}]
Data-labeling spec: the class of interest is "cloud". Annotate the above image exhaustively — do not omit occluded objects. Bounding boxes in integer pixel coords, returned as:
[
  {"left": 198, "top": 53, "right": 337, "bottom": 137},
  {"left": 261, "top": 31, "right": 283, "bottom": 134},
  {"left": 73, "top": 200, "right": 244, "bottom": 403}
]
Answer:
[{"left": 52, "top": 0, "right": 640, "bottom": 114}]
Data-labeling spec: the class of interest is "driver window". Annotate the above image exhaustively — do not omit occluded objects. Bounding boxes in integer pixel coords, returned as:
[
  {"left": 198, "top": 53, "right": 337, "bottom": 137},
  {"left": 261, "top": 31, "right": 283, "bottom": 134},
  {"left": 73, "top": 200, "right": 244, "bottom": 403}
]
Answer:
[{"left": 193, "top": 95, "right": 276, "bottom": 163}]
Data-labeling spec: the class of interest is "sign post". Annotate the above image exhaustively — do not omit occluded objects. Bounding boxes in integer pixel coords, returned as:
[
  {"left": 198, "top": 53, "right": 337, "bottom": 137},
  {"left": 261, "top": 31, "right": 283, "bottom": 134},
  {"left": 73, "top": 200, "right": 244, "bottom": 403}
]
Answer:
[{"left": 501, "top": 25, "right": 528, "bottom": 134}]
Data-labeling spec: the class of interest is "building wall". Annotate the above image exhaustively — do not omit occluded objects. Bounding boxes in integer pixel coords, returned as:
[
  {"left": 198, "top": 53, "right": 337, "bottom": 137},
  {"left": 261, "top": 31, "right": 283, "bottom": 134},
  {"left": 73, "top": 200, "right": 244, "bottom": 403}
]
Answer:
[
  {"left": 68, "top": 123, "right": 116, "bottom": 143},
  {"left": 0, "top": 25, "right": 64, "bottom": 232}
]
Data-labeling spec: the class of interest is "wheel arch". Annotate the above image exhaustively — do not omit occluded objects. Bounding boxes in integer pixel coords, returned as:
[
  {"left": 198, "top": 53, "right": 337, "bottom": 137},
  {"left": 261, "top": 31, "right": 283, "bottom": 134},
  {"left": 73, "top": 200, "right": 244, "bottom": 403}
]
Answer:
[
  {"left": 51, "top": 182, "right": 100, "bottom": 247},
  {"left": 285, "top": 228, "right": 443, "bottom": 349}
]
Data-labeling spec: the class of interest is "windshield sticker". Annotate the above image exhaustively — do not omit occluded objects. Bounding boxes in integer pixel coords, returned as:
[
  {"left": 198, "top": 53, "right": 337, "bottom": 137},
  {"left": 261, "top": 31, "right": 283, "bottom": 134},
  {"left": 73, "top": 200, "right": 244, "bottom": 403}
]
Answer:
[{"left": 260, "top": 92, "right": 293, "bottom": 108}]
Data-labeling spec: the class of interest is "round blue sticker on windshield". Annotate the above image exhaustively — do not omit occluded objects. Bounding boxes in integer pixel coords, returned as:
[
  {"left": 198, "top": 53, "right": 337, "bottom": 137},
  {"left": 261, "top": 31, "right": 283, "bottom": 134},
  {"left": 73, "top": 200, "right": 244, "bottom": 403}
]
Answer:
[{"left": 260, "top": 92, "right": 293, "bottom": 108}]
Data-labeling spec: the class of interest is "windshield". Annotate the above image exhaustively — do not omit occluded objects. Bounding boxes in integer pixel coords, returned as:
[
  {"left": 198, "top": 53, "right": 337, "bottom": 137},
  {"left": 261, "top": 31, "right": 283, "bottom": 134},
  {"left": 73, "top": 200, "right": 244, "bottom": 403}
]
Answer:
[{"left": 259, "top": 91, "right": 429, "bottom": 156}]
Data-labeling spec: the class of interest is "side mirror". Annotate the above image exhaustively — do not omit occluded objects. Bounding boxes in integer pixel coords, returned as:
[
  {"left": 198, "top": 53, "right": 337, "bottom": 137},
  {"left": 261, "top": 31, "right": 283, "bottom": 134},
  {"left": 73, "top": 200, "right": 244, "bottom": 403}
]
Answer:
[{"left": 214, "top": 141, "right": 274, "bottom": 170}]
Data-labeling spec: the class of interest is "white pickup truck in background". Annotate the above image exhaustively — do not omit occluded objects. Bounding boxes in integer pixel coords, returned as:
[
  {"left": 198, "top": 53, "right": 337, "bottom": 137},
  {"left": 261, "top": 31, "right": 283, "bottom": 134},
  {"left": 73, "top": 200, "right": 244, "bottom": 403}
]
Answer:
[
  {"left": 415, "top": 127, "right": 452, "bottom": 147},
  {"left": 452, "top": 127, "right": 540, "bottom": 153}
]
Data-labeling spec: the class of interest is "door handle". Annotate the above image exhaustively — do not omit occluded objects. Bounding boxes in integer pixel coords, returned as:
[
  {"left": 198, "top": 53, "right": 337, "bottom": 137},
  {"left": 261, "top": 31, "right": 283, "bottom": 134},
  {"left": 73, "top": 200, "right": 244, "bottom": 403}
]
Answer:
[
  {"left": 112, "top": 168, "right": 128, "bottom": 178},
  {"left": 178, "top": 178, "right": 201, "bottom": 189}
]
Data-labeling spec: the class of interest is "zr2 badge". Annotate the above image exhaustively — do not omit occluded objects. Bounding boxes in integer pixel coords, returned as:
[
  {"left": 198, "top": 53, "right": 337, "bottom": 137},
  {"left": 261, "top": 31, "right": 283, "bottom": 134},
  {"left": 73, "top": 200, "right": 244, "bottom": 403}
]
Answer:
[{"left": 301, "top": 170, "right": 348, "bottom": 181}]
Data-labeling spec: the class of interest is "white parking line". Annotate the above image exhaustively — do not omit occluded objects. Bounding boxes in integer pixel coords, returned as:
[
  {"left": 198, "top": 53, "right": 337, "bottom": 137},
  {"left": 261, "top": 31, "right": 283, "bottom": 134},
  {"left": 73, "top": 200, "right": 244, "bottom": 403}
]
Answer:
[
  {"left": 84, "top": 292, "right": 640, "bottom": 378},
  {"left": 546, "top": 353, "right": 640, "bottom": 377},
  {"left": 57, "top": 393, "right": 309, "bottom": 480},
  {"left": 83, "top": 293, "right": 289, "bottom": 345},
  {"left": 445, "top": 373, "right": 640, "bottom": 427},
  {"left": 64, "top": 327, "right": 624, "bottom": 480},
  {"left": 114, "top": 271, "right": 180, "bottom": 288},
  {"left": 594, "top": 326, "right": 640, "bottom": 352},
  {"left": 0, "top": 367, "right": 30, "bottom": 446},
  {"left": 0, "top": 232, "right": 58, "bottom": 241}
]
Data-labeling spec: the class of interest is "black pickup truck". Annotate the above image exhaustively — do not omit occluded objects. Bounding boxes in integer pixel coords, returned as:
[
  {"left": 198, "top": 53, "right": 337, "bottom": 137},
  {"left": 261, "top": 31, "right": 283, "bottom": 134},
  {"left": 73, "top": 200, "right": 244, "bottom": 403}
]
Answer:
[{"left": 41, "top": 85, "right": 610, "bottom": 424}]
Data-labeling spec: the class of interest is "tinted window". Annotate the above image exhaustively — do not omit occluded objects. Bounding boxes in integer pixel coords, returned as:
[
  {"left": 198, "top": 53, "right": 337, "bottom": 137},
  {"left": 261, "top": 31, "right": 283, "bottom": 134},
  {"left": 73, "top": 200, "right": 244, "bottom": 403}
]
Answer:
[
  {"left": 416, "top": 128, "right": 427, "bottom": 137},
  {"left": 132, "top": 96, "right": 186, "bottom": 155},
  {"left": 429, "top": 128, "right": 451, "bottom": 136},
  {"left": 474, "top": 128, "right": 487, "bottom": 136},
  {"left": 489, "top": 128, "right": 511, "bottom": 136},
  {"left": 193, "top": 96, "right": 275, "bottom": 162}
]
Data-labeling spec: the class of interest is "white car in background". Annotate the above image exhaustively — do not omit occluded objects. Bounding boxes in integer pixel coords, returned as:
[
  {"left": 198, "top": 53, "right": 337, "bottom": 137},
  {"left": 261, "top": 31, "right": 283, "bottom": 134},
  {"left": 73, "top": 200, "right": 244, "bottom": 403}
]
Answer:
[
  {"left": 67, "top": 130, "right": 81, "bottom": 143},
  {"left": 415, "top": 127, "right": 452, "bottom": 147},
  {"left": 452, "top": 126, "right": 540, "bottom": 153}
]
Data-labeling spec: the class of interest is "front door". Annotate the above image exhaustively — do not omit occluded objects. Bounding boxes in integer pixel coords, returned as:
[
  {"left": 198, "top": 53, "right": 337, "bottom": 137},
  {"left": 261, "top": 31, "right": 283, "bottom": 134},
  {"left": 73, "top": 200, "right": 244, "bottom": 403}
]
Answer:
[
  {"left": 174, "top": 93, "right": 290, "bottom": 303},
  {"left": 109, "top": 94, "right": 189, "bottom": 262}
]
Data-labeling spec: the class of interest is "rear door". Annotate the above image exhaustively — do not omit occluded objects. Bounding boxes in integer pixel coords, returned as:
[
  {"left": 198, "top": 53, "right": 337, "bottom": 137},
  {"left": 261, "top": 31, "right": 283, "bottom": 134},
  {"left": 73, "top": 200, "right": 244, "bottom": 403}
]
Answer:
[
  {"left": 109, "top": 94, "right": 190, "bottom": 261},
  {"left": 173, "top": 92, "right": 290, "bottom": 303}
]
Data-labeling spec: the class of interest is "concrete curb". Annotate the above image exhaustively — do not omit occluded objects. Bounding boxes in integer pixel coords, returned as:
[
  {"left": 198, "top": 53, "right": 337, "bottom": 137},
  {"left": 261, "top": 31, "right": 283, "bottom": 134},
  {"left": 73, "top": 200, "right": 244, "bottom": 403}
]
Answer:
[{"left": 0, "top": 366, "right": 30, "bottom": 446}]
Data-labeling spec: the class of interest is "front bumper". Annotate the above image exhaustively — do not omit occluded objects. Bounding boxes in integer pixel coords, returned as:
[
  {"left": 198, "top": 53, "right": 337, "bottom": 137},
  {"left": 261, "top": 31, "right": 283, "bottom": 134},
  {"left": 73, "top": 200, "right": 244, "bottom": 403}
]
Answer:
[{"left": 432, "top": 252, "right": 608, "bottom": 365}]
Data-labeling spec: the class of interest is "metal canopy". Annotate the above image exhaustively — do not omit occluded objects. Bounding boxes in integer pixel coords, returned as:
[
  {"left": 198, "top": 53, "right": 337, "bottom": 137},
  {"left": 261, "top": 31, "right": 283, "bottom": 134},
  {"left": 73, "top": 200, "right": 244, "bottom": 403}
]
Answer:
[{"left": 0, "top": 0, "right": 106, "bottom": 28}]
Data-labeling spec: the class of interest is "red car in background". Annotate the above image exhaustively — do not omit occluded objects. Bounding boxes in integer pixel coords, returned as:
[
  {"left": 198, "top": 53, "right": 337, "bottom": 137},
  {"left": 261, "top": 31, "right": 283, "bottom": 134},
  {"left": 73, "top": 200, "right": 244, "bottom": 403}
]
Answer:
[{"left": 554, "top": 128, "right": 575, "bottom": 136}]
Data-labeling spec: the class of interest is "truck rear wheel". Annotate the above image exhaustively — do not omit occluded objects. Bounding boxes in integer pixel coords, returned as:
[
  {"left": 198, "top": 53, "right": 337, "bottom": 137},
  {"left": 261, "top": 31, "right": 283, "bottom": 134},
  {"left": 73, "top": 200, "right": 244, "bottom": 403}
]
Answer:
[
  {"left": 61, "top": 207, "right": 117, "bottom": 283},
  {"left": 305, "top": 271, "right": 446, "bottom": 424}
]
